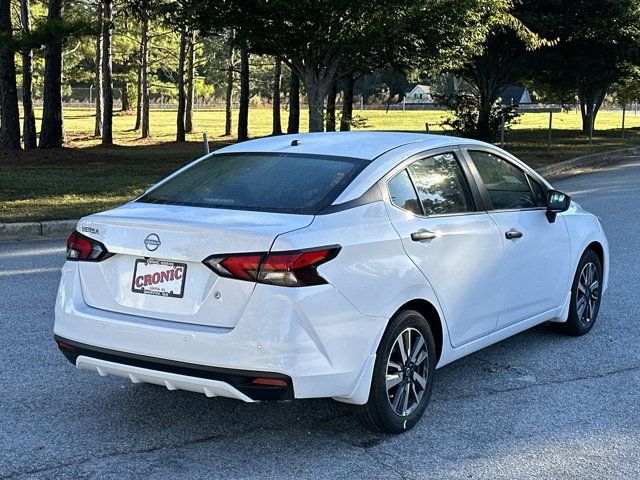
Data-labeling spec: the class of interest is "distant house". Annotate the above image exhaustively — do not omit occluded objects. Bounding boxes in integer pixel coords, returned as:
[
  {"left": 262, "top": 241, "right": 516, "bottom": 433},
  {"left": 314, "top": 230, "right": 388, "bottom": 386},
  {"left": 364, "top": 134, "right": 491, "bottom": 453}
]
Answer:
[
  {"left": 403, "top": 84, "right": 432, "bottom": 104},
  {"left": 498, "top": 85, "right": 533, "bottom": 105}
]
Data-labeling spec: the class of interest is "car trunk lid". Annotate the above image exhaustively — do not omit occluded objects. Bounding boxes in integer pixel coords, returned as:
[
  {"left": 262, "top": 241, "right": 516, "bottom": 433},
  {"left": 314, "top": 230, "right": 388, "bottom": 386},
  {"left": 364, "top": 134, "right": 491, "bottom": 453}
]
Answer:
[{"left": 76, "top": 202, "right": 312, "bottom": 328}]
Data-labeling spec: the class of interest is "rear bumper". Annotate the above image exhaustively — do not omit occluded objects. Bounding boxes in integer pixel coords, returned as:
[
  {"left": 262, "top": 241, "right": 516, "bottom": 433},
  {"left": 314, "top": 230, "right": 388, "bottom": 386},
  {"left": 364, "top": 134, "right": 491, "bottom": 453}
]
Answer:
[
  {"left": 54, "top": 262, "right": 387, "bottom": 404},
  {"left": 55, "top": 336, "right": 293, "bottom": 401}
]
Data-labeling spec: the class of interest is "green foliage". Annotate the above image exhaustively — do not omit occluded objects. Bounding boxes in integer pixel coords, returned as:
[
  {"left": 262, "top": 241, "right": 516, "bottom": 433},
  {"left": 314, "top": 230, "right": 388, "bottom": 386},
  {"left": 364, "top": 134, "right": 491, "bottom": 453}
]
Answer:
[
  {"left": 193, "top": 0, "right": 414, "bottom": 81},
  {"left": 524, "top": 0, "right": 640, "bottom": 110},
  {"left": 439, "top": 15, "right": 533, "bottom": 141},
  {"left": 335, "top": 112, "right": 370, "bottom": 130},
  {"left": 438, "top": 91, "right": 521, "bottom": 140},
  {"left": 614, "top": 65, "right": 640, "bottom": 106},
  {"left": 191, "top": 0, "right": 531, "bottom": 82},
  {"left": 22, "top": 18, "right": 94, "bottom": 51},
  {"left": 408, "top": 0, "right": 546, "bottom": 74},
  {"left": 4, "top": 0, "right": 640, "bottom": 142},
  {"left": 2, "top": 2, "right": 93, "bottom": 52}
]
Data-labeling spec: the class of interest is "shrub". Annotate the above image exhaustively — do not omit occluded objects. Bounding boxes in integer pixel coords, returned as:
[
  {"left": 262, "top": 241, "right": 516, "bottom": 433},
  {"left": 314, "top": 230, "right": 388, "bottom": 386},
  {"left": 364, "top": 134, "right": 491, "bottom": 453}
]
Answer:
[{"left": 437, "top": 92, "right": 521, "bottom": 141}]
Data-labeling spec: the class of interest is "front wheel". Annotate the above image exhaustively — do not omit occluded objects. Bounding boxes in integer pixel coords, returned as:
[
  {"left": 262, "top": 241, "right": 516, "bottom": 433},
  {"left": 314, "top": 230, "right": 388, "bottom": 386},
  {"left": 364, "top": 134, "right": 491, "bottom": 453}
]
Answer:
[
  {"left": 354, "top": 309, "right": 436, "bottom": 433},
  {"left": 552, "top": 249, "right": 603, "bottom": 336}
]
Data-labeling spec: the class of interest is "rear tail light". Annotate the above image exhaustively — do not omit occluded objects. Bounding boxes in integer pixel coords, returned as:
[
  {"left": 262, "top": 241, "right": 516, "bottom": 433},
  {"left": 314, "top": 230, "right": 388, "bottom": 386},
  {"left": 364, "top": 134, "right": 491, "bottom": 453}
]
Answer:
[
  {"left": 66, "top": 231, "right": 113, "bottom": 261},
  {"left": 203, "top": 246, "right": 340, "bottom": 287},
  {"left": 257, "top": 248, "right": 338, "bottom": 286},
  {"left": 214, "top": 253, "right": 264, "bottom": 280}
]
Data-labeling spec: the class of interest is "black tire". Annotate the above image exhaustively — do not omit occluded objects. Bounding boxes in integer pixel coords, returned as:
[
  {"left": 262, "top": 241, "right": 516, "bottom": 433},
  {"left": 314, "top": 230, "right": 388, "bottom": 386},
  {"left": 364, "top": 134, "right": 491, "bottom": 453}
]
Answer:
[
  {"left": 354, "top": 309, "right": 436, "bottom": 433},
  {"left": 552, "top": 249, "right": 603, "bottom": 336}
]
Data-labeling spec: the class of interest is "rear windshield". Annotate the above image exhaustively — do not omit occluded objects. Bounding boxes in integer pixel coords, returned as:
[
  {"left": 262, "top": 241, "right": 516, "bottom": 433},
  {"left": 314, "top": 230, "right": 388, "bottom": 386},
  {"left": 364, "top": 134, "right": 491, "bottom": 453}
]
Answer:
[{"left": 137, "top": 152, "right": 368, "bottom": 214}]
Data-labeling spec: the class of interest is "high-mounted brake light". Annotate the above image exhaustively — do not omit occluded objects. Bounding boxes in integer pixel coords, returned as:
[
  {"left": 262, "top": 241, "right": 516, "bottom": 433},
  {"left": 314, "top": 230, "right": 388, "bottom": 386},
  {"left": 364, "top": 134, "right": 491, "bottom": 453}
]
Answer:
[
  {"left": 66, "top": 231, "right": 112, "bottom": 261},
  {"left": 203, "top": 246, "right": 340, "bottom": 287}
]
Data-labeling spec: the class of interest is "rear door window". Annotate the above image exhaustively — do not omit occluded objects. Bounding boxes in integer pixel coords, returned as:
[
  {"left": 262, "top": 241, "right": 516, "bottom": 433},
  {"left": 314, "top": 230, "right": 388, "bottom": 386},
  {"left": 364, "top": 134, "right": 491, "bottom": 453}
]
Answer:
[
  {"left": 407, "top": 152, "right": 475, "bottom": 216},
  {"left": 138, "top": 153, "right": 367, "bottom": 214}
]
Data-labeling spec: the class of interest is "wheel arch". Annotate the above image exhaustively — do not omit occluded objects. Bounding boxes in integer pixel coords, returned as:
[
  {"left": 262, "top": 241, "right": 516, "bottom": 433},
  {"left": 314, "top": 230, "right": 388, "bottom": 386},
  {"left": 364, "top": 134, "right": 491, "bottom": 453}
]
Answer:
[
  {"left": 562, "top": 212, "right": 609, "bottom": 294},
  {"left": 585, "top": 240, "right": 605, "bottom": 275},
  {"left": 394, "top": 299, "right": 443, "bottom": 364}
]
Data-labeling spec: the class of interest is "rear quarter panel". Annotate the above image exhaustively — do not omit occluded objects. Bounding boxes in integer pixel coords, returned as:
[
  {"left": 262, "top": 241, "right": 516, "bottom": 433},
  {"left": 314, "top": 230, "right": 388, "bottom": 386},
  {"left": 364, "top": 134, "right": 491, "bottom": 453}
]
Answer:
[{"left": 271, "top": 200, "right": 447, "bottom": 339}]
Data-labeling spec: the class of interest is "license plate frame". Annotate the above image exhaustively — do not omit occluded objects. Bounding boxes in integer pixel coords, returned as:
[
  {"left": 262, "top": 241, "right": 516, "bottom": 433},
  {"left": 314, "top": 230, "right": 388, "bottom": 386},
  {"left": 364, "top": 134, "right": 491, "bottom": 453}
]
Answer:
[{"left": 131, "top": 258, "right": 187, "bottom": 298}]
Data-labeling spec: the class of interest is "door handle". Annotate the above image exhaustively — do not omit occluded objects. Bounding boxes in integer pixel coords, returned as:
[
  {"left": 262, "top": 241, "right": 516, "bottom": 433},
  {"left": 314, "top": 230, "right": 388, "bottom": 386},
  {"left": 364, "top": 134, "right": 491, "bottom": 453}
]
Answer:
[
  {"left": 505, "top": 229, "right": 523, "bottom": 239},
  {"left": 411, "top": 229, "right": 437, "bottom": 242}
]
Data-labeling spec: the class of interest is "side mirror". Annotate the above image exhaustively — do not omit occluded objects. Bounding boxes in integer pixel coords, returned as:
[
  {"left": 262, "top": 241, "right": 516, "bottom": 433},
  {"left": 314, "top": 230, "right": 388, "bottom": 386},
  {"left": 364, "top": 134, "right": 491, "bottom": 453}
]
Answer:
[{"left": 546, "top": 189, "right": 571, "bottom": 223}]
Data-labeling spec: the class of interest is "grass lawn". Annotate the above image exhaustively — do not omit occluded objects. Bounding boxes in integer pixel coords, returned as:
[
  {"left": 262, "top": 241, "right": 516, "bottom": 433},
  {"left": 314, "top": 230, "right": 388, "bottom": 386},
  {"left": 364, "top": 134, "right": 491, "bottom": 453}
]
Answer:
[{"left": 2, "top": 107, "right": 639, "bottom": 223}]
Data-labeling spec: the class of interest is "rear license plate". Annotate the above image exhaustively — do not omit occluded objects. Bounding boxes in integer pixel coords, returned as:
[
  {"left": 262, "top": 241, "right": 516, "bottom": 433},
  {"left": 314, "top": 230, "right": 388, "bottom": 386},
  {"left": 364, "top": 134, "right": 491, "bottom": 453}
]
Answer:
[{"left": 131, "top": 258, "right": 187, "bottom": 298}]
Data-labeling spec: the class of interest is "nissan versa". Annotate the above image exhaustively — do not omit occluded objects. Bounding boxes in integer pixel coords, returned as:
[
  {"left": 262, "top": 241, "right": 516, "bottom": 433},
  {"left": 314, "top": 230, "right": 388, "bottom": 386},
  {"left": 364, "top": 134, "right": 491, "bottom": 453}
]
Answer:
[{"left": 54, "top": 132, "right": 608, "bottom": 433}]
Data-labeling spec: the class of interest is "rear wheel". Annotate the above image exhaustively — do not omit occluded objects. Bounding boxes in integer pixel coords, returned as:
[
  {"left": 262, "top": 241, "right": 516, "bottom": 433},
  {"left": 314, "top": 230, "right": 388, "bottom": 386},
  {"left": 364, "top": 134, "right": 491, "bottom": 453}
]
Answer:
[
  {"left": 552, "top": 249, "right": 602, "bottom": 336},
  {"left": 354, "top": 309, "right": 436, "bottom": 433}
]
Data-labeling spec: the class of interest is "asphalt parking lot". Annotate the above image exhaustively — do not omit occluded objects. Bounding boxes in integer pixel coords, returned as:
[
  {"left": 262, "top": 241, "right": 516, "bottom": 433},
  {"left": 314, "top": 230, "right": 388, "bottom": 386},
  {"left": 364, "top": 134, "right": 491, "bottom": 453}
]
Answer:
[{"left": 1, "top": 158, "right": 639, "bottom": 479}]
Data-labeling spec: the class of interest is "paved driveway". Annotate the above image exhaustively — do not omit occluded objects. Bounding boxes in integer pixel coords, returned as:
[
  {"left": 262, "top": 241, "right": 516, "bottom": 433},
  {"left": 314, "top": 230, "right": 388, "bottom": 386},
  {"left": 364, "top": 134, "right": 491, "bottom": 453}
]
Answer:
[{"left": 1, "top": 159, "right": 639, "bottom": 479}]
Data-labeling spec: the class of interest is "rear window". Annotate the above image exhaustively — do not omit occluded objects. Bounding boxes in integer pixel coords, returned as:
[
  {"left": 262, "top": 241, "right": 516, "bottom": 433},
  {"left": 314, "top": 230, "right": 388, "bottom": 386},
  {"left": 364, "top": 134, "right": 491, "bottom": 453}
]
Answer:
[{"left": 138, "top": 153, "right": 368, "bottom": 214}]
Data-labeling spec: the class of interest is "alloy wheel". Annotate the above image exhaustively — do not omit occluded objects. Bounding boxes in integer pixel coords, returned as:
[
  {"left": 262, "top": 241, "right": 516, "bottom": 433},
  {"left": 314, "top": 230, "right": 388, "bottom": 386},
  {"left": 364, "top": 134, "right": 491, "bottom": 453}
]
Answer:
[
  {"left": 576, "top": 262, "right": 600, "bottom": 326},
  {"left": 385, "top": 327, "right": 429, "bottom": 417}
]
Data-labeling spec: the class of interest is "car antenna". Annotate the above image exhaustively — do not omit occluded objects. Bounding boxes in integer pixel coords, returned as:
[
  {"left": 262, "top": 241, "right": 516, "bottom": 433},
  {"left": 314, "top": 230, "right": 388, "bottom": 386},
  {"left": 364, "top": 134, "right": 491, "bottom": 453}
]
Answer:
[{"left": 291, "top": 139, "right": 300, "bottom": 146}]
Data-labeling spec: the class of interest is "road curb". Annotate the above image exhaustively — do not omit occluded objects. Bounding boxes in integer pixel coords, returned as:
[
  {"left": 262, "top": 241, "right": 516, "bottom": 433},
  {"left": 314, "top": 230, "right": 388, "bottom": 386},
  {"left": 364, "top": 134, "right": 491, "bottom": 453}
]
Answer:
[
  {"left": 1, "top": 146, "right": 639, "bottom": 242},
  {"left": 0, "top": 219, "right": 77, "bottom": 242},
  {"left": 537, "top": 145, "right": 640, "bottom": 178}
]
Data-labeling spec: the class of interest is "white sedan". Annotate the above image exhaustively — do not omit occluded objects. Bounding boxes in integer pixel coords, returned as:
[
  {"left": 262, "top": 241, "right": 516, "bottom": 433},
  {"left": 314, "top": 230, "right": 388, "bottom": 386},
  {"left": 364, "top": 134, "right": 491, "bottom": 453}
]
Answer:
[{"left": 54, "top": 132, "right": 608, "bottom": 433}]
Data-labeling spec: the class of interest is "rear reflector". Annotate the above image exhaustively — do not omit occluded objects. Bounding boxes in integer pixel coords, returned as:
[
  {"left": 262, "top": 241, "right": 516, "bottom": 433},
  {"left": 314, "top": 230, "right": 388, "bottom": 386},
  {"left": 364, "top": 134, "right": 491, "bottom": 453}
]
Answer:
[
  {"left": 66, "top": 231, "right": 112, "bottom": 262},
  {"left": 252, "top": 378, "right": 288, "bottom": 387},
  {"left": 57, "top": 340, "right": 74, "bottom": 351},
  {"left": 204, "top": 246, "right": 340, "bottom": 287}
]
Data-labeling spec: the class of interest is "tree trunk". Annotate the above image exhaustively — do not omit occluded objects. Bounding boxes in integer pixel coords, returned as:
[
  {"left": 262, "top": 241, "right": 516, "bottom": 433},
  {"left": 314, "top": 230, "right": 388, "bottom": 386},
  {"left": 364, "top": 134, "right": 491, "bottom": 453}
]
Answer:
[
  {"left": 476, "top": 92, "right": 493, "bottom": 141},
  {"left": 271, "top": 57, "right": 282, "bottom": 135},
  {"left": 579, "top": 93, "right": 593, "bottom": 135},
  {"left": 39, "top": 0, "right": 65, "bottom": 149},
  {"left": 472, "top": 70, "right": 503, "bottom": 141},
  {"left": 101, "top": 0, "right": 113, "bottom": 146},
  {"left": 140, "top": 14, "right": 150, "bottom": 138},
  {"left": 176, "top": 29, "right": 187, "bottom": 142},
  {"left": 94, "top": 0, "right": 103, "bottom": 137},
  {"left": 307, "top": 89, "right": 324, "bottom": 132},
  {"left": 326, "top": 78, "right": 337, "bottom": 132},
  {"left": 223, "top": 30, "right": 234, "bottom": 136},
  {"left": 0, "top": 0, "right": 22, "bottom": 149},
  {"left": 294, "top": 59, "right": 340, "bottom": 133},
  {"left": 287, "top": 70, "right": 299, "bottom": 134},
  {"left": 134, "top": 47, "right": 142, "bottom": 129},
  {"left": 237, "top": 47, "right": 249, "bottom": 141},
  {"left": 185, "top": 29, "right": 195, "bottom": 133},
  {"left": 579, "top": 88, "right": 606, "bottom": 135},
  {"left": 340, "top": 73, "right": 354, "bottom": 131},
  {"left": 20, "top": 0, "right": 36, "bottom": 149},
  {"left": 121, "top": 82, "right": 130, "bottom": 111},
  {"left": 304, "top": 73, "right": 328, "bottom": 133},
  {"left": 468, "top": 66, "right": 512, "bottom": 141}
]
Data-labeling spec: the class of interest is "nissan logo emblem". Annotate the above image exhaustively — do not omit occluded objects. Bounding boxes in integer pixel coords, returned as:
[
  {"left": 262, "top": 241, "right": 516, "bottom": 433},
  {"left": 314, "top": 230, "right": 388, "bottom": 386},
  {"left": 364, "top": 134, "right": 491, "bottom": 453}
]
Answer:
[{"left": 144, "top": 234, "right": 161, "bottom": 251}]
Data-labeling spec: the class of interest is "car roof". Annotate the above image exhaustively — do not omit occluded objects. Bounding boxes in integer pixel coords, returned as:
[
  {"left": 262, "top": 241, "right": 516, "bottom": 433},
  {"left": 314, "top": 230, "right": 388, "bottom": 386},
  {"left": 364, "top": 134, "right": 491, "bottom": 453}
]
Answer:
[
  {"left": 208, "top": 131, "right": 548, "bottom": 206},
  {"left": 215, "top": 131, "right": 492, "bottom": 161}
]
